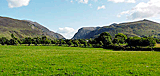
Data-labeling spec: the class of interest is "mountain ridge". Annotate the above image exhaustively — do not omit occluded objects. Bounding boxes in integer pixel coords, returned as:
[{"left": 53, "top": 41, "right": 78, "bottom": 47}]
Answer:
[
  {"left": 72, "top": 19, "right": 160, "bottom": 39},
  {"left": 0, "top": 16, "right": 65, "bottom": 39}
]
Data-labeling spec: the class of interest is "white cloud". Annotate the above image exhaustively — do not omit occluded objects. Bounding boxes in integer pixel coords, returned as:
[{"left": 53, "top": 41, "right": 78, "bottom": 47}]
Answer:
[
  {"left": 70, "top": 0, "right": 73, "bottom": 3},
  {"left": 78, "top": 0, "right": 89, "bottom": 4},
  {"left": 118, "top": 0, "right": 160, "bottom": 20},
  {"left": 108, "top": 0, "right": 136, "bottom": 3},
  {"left": 57, "top": 27, "right": 78, "bottom": 39},
  {"left": 126, "top": 0, "right": 136, "bottom": 3},
  {"left": 97, "top": 5, "right": 106, "bottom": 10},
  {"left": 7, "top": 0, "right": 30, "bottom": 8},
  {"left": 117, "top": 10, "right": 130, "bottom": 17},
  {"left": 108, "top": 0, "right": 125, "bottom": 3},
  {"left": 71, "top": 0, "right": 98, "bottom": 4}
]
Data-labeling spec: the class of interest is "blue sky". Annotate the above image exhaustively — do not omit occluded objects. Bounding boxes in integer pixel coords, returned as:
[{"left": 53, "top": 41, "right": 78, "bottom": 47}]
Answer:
[{"left": 0, "top": 0, "right": 160, "bottom": 39}]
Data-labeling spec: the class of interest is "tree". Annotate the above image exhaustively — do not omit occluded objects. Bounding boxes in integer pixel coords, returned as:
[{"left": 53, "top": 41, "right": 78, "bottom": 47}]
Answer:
[
  {"left": 99, "top": 41, "right": 104, "bottom": 47},
  {"left": 10, "top": 34, "right": 19, "bottom": 45},
  {"left": 126, "top": 36, "right": 141, "bottom": 48},
  {"left": 9, "top": 39, "right": 18, "bottom": 45},
  {"left": 45, "top": 39, "right": 51, "bottom": 45},
  {"left": 73, "top": 40, "right": 79, "bottom": 47},
  {"left": 17, "top": 39, "right": 22, "bottom": 45},
  {"left": 98, "top": 32, "right": 112, "bottom": 48},
  {"left": 67, "top": 40, "right": 73, "bottom": 47},
  {"left": 126, "top": 37, "right": 156, "bottom": 50},
  {"left": 99, "top": 32, "right": 112, "bottom": 41},
  {"left": 114, "top": 33, "right": 127, "bottom": 44},
  {"left": 32, "top": 38, "right": 37, "bottom": 46},
  {"left": 113, "top": 38, "right": 120, "bottom": 44},
  {"left": 41, "top": 36, "right": 51, "bottom": 45},
  {"left": 59, "top": 39, "right": 66, "bottom": 46},
  {"left": 35, "top": 37, "right": 41, "bottom": 45},
  {"left": 24, "top": 37, "right": 32, "bottom": 46},
  {"left": 32, "top": 37, "right": 41, "bottom": 46},
  {"left": 11, "top": 34, "right": 15, "bottom": 39},
  {"left": 55, "top": 40, "right": 60, "bottom": 46},
  {"left": 41, "top": 36, "right": 47, "bottom": 45},
  {"left": 103, "top": 36, "right": 113, "bottom": 48},
  {"left": 147, "top": 37, "right": 156, "bottom": 50},
  {"left": 51, "top": 40, "right": 56, "bottom": 44},
  {"left": 83, "top": 41, "right": 88, "bottom": 47},
  {"left": 0, "top": 37, "right": 8, "bottom": 45}
]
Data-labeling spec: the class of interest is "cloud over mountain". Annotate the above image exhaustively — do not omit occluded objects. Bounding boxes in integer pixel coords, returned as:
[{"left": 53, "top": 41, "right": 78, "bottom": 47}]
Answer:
[
  {"left": 57, "top": 27, "right": 78, "bottom": 39},
  {"left": 7, "top": 0, "right": 30, "bottom": 8},
  {"left": 118, "top": 0, "right": 160, "bottom": 20}
]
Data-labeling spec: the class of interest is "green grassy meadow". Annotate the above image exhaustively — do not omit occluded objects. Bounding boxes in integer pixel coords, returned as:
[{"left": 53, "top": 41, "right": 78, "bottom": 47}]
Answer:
[{"left": 0, "top": 46, "right": 160, "bottom": 75}]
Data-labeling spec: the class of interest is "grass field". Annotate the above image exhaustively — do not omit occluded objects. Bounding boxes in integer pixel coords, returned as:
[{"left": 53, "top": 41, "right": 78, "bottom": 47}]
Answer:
[
  {"left": 0, "top": 46, "right": 160, "bottom": 75},
  {"left": 155, "top": 44, "right": 160, "bottom": 48}
]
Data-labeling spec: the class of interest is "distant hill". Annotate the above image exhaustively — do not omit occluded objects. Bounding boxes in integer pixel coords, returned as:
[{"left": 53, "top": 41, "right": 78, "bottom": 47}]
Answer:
[
  {"left": 72, "top": 19, "right": 160, "bottom": 39},
  {"left": 72, "top": 27, "right": 100, "bottom": 39},
  {"left": 0, "top": 16, "right": 65, "bottom": 39}
]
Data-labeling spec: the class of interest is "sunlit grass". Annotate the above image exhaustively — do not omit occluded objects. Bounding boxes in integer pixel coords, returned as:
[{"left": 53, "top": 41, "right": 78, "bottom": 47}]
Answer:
[
  {"left": 0, "top": 46, "right": 160, "bottom": 75},
  {"left": 155, "top": 44, "right": 160, "bottom": 48}
]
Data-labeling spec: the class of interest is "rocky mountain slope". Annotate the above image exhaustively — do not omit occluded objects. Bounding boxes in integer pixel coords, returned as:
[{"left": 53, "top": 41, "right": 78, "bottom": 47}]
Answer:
[
  {"left": 72, "top": 27, "right": 100, "bottom": 39},
  {"left": 72, "top": 19, "right": 160, "bottom": 39},
  {"left": 0, "top": 16, "right": 65, "bottom": 39}
]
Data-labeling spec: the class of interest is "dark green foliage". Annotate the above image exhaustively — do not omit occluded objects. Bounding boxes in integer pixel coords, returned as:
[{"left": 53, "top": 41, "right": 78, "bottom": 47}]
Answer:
[
  {"left": 126, "top": 36, "right": 156, "bottom": 49},
  {"left": 73, "top": 40, "right": 79, "bottom": 47},
  {"left": 113, "top": 38, "right": 120, "bottom": 44},
  {"left": 67, "top": 40, "right": 73, "bottom": 47},
  {"left": 114, "top": 33, "right": 127, "bottom": 44},
  {"left": 99, "top": 41, "right": 103, "bottom": 47},
  {"left": 8, "top": 34, "right": 19, "bottom": 45},
  {"left": 59, "top": 39, "right": 66, "bottom": 46},
  {"left": 0, "top": 37, "right": 8, "bottom": 45},
  {"left": 99, "top": 32, "right": 112, "bottom": 41},
  {"left": 0, "top": 31, "right": 157, "bottom": 51},
  {"left": 155, "top": 38, "right": 160, "bottom": 43},
  {"left": 17, "top": 39, "right": 22, "bottom": 45},
  {"left": 33, "top": 37, "right": 41, "bottom": 46},
  {"left": 51, "top": 40, "right": 56, "bottom": 44},
  {"left": 96, "top": 32, "right": 113, "bottom": 48},
  {"left": 147, "top": 37, "right": 156, "bottom": 49},
  {"left": 8, "top": 39, "right": 18, "bottom": 45},
  {"left": 84, "top": 41, "right": 88, "bottom": 47},
  {"left": 24, "top": 37, "right": 32, "bottom": 46},
  {"left": 103, "top": 36, "right": 113, "bottom": 48},
  {"left": 55, "top": 39, "right": 60, "bottom": 45},
  {"left": 78, "top": 39, "right": 85, "bottom": 44},
  {"left": 41, "top": 36, "right": 51, "bottom": 45},
  {"left": 127, "top": 36, "right": 141, "bottom": 47},
  {"left": 11, "top": 34, "right": 15, "bottom": 39}
]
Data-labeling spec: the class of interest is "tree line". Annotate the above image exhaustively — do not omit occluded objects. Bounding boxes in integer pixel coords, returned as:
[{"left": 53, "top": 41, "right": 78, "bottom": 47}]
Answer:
[{"left": 0, "top": 33, "right": 159, "bottom": 51}]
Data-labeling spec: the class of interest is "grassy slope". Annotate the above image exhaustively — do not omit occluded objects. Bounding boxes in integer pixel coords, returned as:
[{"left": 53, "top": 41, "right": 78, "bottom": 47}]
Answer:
[
  {"left": 0, "top": 17, "right": 64, "bottom": 39},
  {"left": 83, "top": 20, "right": 160, "bottom": 39},
  {"left": 0, "top": 46, "right": 160, "bottom": 75}
]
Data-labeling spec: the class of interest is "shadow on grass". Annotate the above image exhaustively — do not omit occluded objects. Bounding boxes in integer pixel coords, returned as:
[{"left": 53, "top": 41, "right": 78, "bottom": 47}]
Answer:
[{"left": 111, "top": 48, "right": 160, "bottom": 52}]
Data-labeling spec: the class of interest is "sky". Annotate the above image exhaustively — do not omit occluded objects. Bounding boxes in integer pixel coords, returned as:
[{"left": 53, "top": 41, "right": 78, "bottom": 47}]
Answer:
[{"left": 1, "top": 0, "right": 160, "bottom": 39}]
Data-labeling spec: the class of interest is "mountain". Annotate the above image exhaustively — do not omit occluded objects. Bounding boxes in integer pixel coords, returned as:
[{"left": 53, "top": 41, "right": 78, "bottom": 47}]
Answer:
[
  {"left": 72, "top": 27, "right": 100, "bottom": 39},
  {"left": 0, "top": 16, "right": 65, "bottom": 39},
  {"left": 72, "top": 19, "right": 160, "bottom": 39}
]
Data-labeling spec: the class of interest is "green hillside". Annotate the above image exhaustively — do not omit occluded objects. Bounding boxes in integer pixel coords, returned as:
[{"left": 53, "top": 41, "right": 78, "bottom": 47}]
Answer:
[
  {"left": 0, "top": 16, "right": 65, "bottom": 39},
  {"left": 73, "top": 19, "right": 160, "bottom": 39}
]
